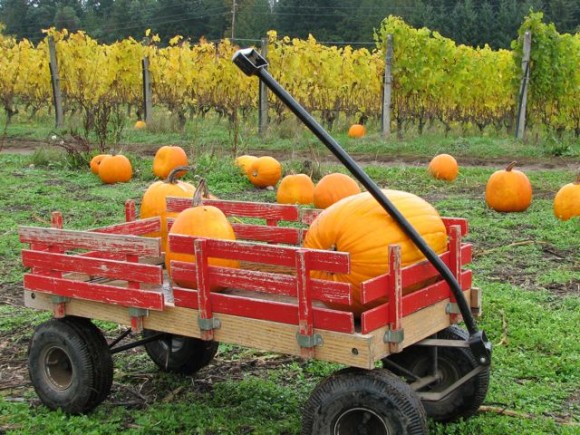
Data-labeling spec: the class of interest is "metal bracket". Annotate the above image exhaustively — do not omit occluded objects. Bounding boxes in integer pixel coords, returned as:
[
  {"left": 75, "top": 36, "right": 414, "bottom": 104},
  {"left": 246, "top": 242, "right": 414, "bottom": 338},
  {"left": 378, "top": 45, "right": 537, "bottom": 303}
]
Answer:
[
  {"left": 198, "top": 316, "right": 221, "bottom": 331},
  {"left": 446, "top": 302, "right": 461, "bottom": 314},
  {"left": 128, "top": 307, "right": 149, "bottom": 318},
  {"left": 51, "top": 295, "right": 70, "bottom": 304},
  {"left": 296, "top": 332, "right": 323, "bottom": 348},
  {"left": 384, "top": 328, "right": 404, "bottom": 344}
]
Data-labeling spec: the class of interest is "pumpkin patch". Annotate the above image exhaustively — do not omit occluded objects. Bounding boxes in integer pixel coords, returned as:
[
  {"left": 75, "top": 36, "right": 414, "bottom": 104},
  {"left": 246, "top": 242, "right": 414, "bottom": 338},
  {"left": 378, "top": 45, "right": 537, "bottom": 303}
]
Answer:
[
  {"left": 276, "top": 174, "right": 315, "bottom": 205},
  {"left": 348, "top": 124, "right": 366, "bottom": 138},
  {"left": 235, "top": 155, "right": 258, "bottom": 177},
  {"left": 553, "top": 174, "right": 580, "bottom": 221},
  {"left": 248, "top": 156, "right": 282, "bottom": 188},
  {"left": 98, "top": 154, "right": 133, "bottom": 184},
  {"left": 89, "top": 154, "right": 112, "bottom": 175},
  {"left": 428, "top": 153, "right": 459, "bottom": 181},
  {"left": 153, "top": 145, "right": 189, "bottom": 179}
]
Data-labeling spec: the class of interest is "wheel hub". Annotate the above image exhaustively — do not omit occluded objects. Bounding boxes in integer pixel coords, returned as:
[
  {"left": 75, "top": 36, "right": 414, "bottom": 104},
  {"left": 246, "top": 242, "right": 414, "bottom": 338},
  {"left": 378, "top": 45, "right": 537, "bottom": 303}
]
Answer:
[
  {"left": 43, "top": 346, "right": 73, "bottom": 390},
  {"left": 334, "top": 407, "right": 392, "bottom": 435}
]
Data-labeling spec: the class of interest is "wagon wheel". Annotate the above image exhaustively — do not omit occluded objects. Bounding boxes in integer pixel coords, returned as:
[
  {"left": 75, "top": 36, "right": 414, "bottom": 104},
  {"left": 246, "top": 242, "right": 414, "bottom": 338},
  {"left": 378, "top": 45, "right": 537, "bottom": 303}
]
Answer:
[
  {"left": 301, "top": 367, "right": 428, "bottom": 435},
  {"left": 142, "top": 329, "right": 219, "bottom": 375},
  {"left": 383, "top": 325, "right": 490, "bottom": 422},
  {"left": 28, "top": 317, "right": 114, "bottom": 414}
]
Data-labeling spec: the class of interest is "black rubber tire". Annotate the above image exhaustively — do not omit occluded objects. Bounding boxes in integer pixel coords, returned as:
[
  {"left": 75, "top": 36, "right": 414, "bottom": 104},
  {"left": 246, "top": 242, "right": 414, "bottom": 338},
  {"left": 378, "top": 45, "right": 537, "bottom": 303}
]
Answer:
[
  {"left": 301, "top": 367, "right": 428, "bottom": 435},
  {"left": 383, "top": 325, "right": 490, "bottom": 422},
  {"left": 27, "top": 317, "right": 114, "bottom": 414},
  {"left": 59, "top": 317, "right": 114, "bottom": 409},
  {"left": 142, "top": 329, "right": 219, "bottom": 375}
]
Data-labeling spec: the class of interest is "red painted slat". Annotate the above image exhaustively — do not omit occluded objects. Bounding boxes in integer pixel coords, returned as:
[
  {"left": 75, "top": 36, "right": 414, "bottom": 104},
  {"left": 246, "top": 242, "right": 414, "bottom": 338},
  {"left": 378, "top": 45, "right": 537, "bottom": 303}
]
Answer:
[
  {"left": 22, "top": 250, "right": 163, "bottom": 285},
  {"left": 168, "top": 236, "right": 350, "bottom": 274},
  {"left": 23, "top": 274, "right": 164, "bottom": 310},
  {"left": 166, "top": 197, "right": 301, "bottom": 221},
  {"left": 442, "top": 218, "right": 468, "bottom": 236},
  {"left": 360, "top": 272, "right": 472, "bottom": 333},
  {"left": 231, "top": 223, "right": 301, "bottom": 244},
  {"left": 170, "top": 262, "right": 351, "bottom": 305},
  {"left": 91, "top": 217, "right": 161, "bottom": 236},
  {"left": 360, "top": 245, "right": 472, "bottom": 304},
  {"left": 172, "top": 288, "right": 354, "bottom": 333},
  {"left": 19, "top": 226, "right": 161, "bottom": 257}
]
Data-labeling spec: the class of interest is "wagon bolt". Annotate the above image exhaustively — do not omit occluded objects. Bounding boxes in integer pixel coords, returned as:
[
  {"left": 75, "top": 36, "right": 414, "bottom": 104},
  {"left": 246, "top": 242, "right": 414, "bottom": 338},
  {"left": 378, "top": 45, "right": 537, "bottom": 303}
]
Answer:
[{"left": 480, "top": 357, "right": 487, "bottom": 364}]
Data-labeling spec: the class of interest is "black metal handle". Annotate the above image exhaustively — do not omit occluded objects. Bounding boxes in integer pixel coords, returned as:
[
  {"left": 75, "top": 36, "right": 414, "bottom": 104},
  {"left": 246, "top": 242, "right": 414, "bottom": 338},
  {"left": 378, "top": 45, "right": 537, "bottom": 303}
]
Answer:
[{"left": 233, "top": 48, "right": 491, "bottom": 365}]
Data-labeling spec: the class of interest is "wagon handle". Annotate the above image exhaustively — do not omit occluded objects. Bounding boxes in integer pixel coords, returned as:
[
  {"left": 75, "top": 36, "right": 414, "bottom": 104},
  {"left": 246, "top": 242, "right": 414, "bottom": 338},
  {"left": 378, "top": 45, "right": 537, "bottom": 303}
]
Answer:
[{"left": 232, "top": 48, "right": 491, "bottom": 366}]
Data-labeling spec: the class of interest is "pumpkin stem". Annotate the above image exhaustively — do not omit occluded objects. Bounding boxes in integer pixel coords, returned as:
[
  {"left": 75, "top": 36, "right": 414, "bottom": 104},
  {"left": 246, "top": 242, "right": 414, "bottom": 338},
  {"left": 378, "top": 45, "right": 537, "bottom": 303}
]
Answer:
[
  {"left": 166, "top": 165, "right": 194, "bottom": 184},
  {"left": 192, "top": 178, "right": 208, "bottom": 207},
  {"left": 506, "top": 161, "right": 517, "bottom": 171}
]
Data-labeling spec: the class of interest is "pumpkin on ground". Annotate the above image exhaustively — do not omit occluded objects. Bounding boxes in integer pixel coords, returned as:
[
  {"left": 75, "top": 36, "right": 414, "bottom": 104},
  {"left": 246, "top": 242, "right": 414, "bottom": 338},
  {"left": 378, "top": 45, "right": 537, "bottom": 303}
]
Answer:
[
  {"left": 165, "top": 179, "right": 239, "bottom": 289},
  {"left": 89, "top": 154, "right": 112, "bottom": 175},
  {"left": 276, "top": 174, "right": 315, "bottom": 205},
  {"left": 303, "top": 190, "right": 448, "bottom": 315},
  {"left": 553, "top": 174, "right": 580, "bottom": 221},
  {"left": 485, "top": 162, "right": 532, "bottom": 212},
  {"left": 134, "top": 120, "right": 146, "bottom": 129},
  {"left": 235, "top": 155, "right": 258, "bottom": 177},
  {"left": 313, "top": 173, "right": 361, "bottom": 209},
  {"left": 348, "top": 124, "right": 366, "bottom": 138},
  {"left": 98, "top": 154, "right": 133, "bottom": 184},
  {"left": 140, "top": 166, "right": 196, "bottom": 252},
  {"left": 248, "top": 156, "right": 282, "bottom": 188},
  {"left": 153, "top": 145, "right": 189, "bottom": 179},
  {"left": 428, "top": 153, "right": 459, "bottom": 181}
]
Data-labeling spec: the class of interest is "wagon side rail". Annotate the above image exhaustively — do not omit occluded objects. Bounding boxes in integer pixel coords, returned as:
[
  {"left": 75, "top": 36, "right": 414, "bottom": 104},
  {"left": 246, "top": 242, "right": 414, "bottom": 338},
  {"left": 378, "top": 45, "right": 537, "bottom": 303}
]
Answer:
[{"left": 18, "top": 208, "right": 165, "bottom": 331}]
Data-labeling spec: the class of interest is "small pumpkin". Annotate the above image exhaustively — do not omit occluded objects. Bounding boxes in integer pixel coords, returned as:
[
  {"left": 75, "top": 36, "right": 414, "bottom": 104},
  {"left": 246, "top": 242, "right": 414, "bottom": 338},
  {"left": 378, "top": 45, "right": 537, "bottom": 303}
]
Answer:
[
  {"left": 428, "top": 153, "right": 459, "bottom": 181},
  {"left": 485, "top": 162, "right": 532, "bottom": 212},
  {"left": 90, "top": 154, "right": 112, "bottom": 175},
  {"left": 313, "top": 173, "right": 361, "bottom": 209},
  {"left": 303, "top": 190, "right": 448, "bottom": 315},
  {"left": 276, "top": 173, "right": 315, "bottom": 205},
  {"left": 553, "top": 173, "right": 580, "bottom": 221},
  {"left": 98, "top": 154, "right": 133, "bottom": 184},
  {"left": 153, "top": 145, "right": 189, "bottom": 179},
  {"left": 134, "top": 120, "right": 146, "bottom": 129},
  {"left": 140, "top": 166, "right": 196, "bottom": 252},
  {"left": 348, "top": 124, "right": 366, "bottom": 138},
  {"left": 248, "top": 156, "right": 282, "bottom": 188},
  {"left": 235, "top": 155, "right": 258, "bottom": 177},
  {"left": 165, "top": 179, "right": 239, "bottom": 289}
]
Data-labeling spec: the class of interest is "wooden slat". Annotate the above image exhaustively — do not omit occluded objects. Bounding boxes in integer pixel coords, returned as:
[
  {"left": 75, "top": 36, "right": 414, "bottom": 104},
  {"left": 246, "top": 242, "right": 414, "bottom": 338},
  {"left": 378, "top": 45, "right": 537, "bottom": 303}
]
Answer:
[
  {"left": 360, "top": 244, "right": 472, "bottom": 304},
  {"left": 231, "top": 223, "right": 302, "bottom": 244},
  {"left": 172, "top": 287, "right": 354, "bottom": 333},
  {"left": 170, "top": 262, "right": 352, "bottom": 305},
  {"left": 166, "top": 197, "right": 301, "bottom": 221},
  {"left": 360, "top": 271, "right": 472, "bottom": 333},
  {"left": 168, "top": 236, "right": 350, "bottom": 274},
  {"left": 19, "top": 226, "right": 161, "bottom": 257},
  {"left": 23, "top": 274, "right": 164, "bottom": 310},
  {"left": 442, "top": 218, "right": 468, "bottom": 236},
  {"left": 90, "top": 217, "right": 161, "bottom": 236},
  {"left": 22, "top": 250, "right": 163, "bottom": 285}
]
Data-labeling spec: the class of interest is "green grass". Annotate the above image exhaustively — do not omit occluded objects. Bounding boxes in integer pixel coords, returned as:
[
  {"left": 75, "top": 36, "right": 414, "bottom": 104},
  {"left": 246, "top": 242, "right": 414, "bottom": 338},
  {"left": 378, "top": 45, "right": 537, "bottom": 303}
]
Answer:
[{"left": 0, "top": 129, "right": 578, "bottom": 434}]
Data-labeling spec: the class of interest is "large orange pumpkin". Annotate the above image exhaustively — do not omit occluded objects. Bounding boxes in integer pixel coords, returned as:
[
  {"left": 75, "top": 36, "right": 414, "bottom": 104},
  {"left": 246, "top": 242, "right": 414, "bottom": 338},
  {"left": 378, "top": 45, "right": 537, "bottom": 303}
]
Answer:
[
  {"left": 140, "top": 166, "right": 196, "bottom": 252},
  {"left": 153, "top": 145, "right": 189, "bottom": 179},
  {"left": 235, "top": 155, "right": 258, "bottom": 177},
  {"left": 428, "top": 153, "right": 459, "bottom": 181},
  {"left": 485, "top": 162, "right": 532, "bottom": 212},
  {"left": 98, "top": 154, "right": 133, "bottom": 184},
  {"left": 248, "top": 156, "right": 282, "bottom": 188},
  {"left": 303, "top": 190, "right": 448, "bottom": 315},
  {"left": 165, "top": 180, "right": 239, "bottom": 289},
  {"left": 553, "top": 174, "right": 580, "bottom": 221},
  {"left": 348, "top": 124, "right": 366, "bottom": 138},
  {"left": 276, "top": 174, "right": 315, "bottom": 205},
  {"left": 89, "top": 154, "right": 112, "bottom": 174},
  {"left": 313, "top": 173, "right": 361, "bottom": 209}
]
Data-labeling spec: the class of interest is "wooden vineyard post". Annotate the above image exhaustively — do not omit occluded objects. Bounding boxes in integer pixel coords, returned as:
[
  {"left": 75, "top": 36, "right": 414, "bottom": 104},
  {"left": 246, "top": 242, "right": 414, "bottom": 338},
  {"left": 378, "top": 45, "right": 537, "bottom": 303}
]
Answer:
[
  {"left": 381, "top": 34, "right": 393, "bottom": 138},
  {"left": 142, "top": 57, "right": 153, "bottom": 124},
  {"left": 516, "top": 31, "right": 532, "bottom": 140},
  {"left": 48, "top": 37, "right": 64, "bottom": 129},
  {"left": 259, "top": 36, "right": 269, "bottom": 135}
]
